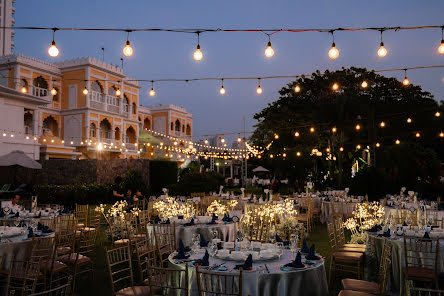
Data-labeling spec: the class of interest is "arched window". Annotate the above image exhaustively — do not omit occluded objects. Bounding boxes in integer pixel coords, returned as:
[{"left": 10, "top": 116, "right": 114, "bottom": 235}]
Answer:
[
  {"left": 90, "top": 122, "right": 96, "bottom": 137},
  {"left": 91, "top": 81, "right": 103, "bottom": 93},
  {"left": 144, "top": 118, "right": 151, "bottom": 130},
  {"left": 175, "top": 120, "right": 181, "bottom": 132},
  {"left": 108, "top": 86, "right": 118, "bottom": 96},
  {"left": 132, "top": 102, "right": 137, "bottom": 114},
  {"left": 33, "top": 76, "right": 48, "bottom": 89},
  {"left": 100, "top": 119, "right": 112, "bottom": 139},
  {"left": 186, "top": 124, "right": 191, "bottom": 136},
  {"left": 123, "top": 95, "right": 130, "bottom": 113},
  {"left": 42, "top": 116, "right": 58, "bottom": 137},
  {"left": 126, "top": 126, "right": 136, "bottom": 143},
  {"left": 115, "top": 127, "right": 121, "bottom": 141},
  {"left": 20, "top": 79, "right": 28, "bottom": 89},
  {"left": 24, "top": 112, "right": 33, "bottom": 135},
  {"left": 171, "top": 122, "right": 174, "bottom": 130}
]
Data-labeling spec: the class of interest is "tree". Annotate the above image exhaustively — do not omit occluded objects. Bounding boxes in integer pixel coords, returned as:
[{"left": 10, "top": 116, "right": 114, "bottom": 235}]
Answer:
[{"left": 251, "top": 67, "right": 443, "bottom": 189}]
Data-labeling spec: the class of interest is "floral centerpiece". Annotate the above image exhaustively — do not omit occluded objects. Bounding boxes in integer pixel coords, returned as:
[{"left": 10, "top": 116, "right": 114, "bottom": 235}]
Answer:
[
  {"left": 241, "top": 200, "right": 298, "bottom": 228},
  {"left": 275, "top": 216, "right": 305, "bottom": 241},
  {"left": 343, "top": 201, "right": 385, "bottom": 244},
  {"left": 206, "top": 200, "right": 229, "bottom": 216},
  {"left": 153, "top": 197, "right": 195, "bottom": 220}
]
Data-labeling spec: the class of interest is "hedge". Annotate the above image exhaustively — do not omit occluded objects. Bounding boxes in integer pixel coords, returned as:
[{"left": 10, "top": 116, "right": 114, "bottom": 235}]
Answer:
[{"left": 149, "top": 160, "right": 178, "bottom": 194}]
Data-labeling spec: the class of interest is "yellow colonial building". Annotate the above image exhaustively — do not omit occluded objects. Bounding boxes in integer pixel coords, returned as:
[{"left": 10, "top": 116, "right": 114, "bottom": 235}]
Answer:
[{"left": 0, "top": 54, "right": 193, "bottom": 160}]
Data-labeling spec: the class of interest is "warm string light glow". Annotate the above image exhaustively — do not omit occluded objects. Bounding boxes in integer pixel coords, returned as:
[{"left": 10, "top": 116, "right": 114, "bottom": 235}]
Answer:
[
  {"left": 294, "top": 131, "right": 300, "bottom": 137},
  {"left": 294, "top": 85, "right": 301, "bottom": 93},
  {"left": 115, "top": 88, "right": 121, "bottom": 97},
  {"left": 328, "top": 32, "right": 339, "bottom": 59},
  {"left": 123, "top": 31, "right": 133, "bottom": 57},
  {"left": 193, "top": 32, "right": 203, "bottom": 61},
  {"left": 380, "top": 121, "right": 386, "bottom": 127},
  {"left": 264, "top": 35, "right": 275, "bottom": 58},
  {"left": 50, "top": 87, "right": 57, "bottom": 96},
  {"left": 219, "top": 79, "right": 226, "bottom": 95},
  {"left": 47, "top": 29, "right": 59, "bottom": 57},
  {"left": 149, "top": 81, "right": 156, "bottom": 97},
  {"left": 377, "top": 30, "right": 387, "bottom": 58},
  {"left": 361, "top": 81, "right": 368, "bottom": 88},
  {"left": 332, "top": 82, "right": 339, "bottom": 91},
  {"left": 256, "top": 78, "right": 263, "bottom": 94},
  {"left": 402, "top": 69, "right": 410, "bottom": 86},
  {"left": 438, "top": 28, "right": 444, "bottom": 54}
]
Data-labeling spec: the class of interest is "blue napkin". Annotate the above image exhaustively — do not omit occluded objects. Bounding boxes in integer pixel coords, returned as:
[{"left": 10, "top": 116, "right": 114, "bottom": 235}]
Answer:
[
  {"left": 37, "top": 222, "right": 53, "bottom": 233},
  {"left": 306, "top": 244, "right": 320, "bottom": 260},
  {"left": 161, "top": 218, "right": 170, "bottom": 224},
  {"left": 153, "top": 216, "right": 161, "bottom": 224},
  {"left": 222, "top": 214, "right": 232, "bottom": 223},
  {"left": 423, "top": 232, "right": 431, "bottom": 239},
  {"left": 275, "top": 234, "right": 289, "bottom": 246},
  {"left": 235, "top": 254, "right": 253, "bottom": 270},
  {"left": 27, "top": 227, "right": 33, "bottom": 238},
  {"left": 175, "top": 248, "right": 190, "bottom": 260},
  {"left": 177, "top": 239, "right": 191, "bottom": 253},
  {"left": 36, "top": 212, "right": 41, "bottom": 218},
  {"left": 368, "top": 225, "right": 379, "bottom": 232},
  {"left": 378, "top": 229, "right": 391, "bottom": 237},
  {"left": 301, "top": 239, "right": 309, "bottom": 253},
  {"left": 184, "top": 218, "right": 195, "bottom": 227},
  {"left": 402, "top": 221, "right": 408, "bottom": 227},
  {"left": 207, "top": 214, "right": 217, "bottom": 225},
  {"left": 14, "top": 212, "right": 19, "bottom": 217},
  {"left": 200, "top": 235, "right": 209, "bottom": 247},
  {"left": 284, "top": 251, "right": 304, "bottom": 268},
  {"left": 0, "top": 211, "right": 4, "bottom": 218},
  {"left": 194, "top": 250, "right": 209, "bottom": 267}
]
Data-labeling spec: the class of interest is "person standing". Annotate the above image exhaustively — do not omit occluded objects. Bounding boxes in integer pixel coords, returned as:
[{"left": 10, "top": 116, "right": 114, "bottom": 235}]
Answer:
[{"left": 112, "top": 176, "right": 124, "bottom": 200}]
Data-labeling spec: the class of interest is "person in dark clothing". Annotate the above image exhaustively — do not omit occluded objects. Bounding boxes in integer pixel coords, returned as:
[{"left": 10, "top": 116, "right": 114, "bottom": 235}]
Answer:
[{"left": 112, "top": 176, "right": 124, "bottom": 200}]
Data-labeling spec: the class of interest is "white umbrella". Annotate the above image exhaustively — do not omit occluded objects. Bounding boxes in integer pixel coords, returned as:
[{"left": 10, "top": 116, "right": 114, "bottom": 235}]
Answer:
[
  {"left": 252, "top": 166, "right": 269, "bottom": 173},
  {"left": 0, "top": 150, "right": 42, "bottom": 169}
]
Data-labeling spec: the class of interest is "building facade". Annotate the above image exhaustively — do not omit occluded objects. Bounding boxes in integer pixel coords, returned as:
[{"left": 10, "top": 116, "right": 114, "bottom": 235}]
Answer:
[
  {"left": 0, "top": 54, "right": 193, "bottom": 160},
  {"left": 0, "top": 0, "right": 14, "bottom": 56}
]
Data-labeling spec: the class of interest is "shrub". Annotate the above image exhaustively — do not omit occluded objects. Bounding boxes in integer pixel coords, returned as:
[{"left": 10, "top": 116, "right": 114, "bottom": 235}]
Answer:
[
  {"left": 349, "top": 167, "right": 388, "bottom": 201},
  {"left": 149, "top": 161, "right": 178, "bottom": 195},
  {"left": 167, "top": 171, "right": 224, "bottom": 196},
  {"left": 121, "top": 169, "right": 147, "bottom": 194}
]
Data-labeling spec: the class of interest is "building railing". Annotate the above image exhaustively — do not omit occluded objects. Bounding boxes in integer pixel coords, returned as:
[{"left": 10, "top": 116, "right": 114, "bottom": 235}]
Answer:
[
  {"left": 88, "top": 90, "right": 130, "bottom": 117},
  {"left": 31, "top": 86, "right": 48, "bottom": 97}
]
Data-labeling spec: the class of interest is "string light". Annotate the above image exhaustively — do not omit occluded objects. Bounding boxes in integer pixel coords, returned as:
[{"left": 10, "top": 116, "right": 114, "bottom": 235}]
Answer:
[
  {"left": 296, "top": 151, "right": 301, "bottom": 156},
  {"left": 50, "top": 87, "right": 57, "bottom": 96},
  {"left": 407, "top": 118, "right": 412, "bottom": 123},
  {"left": 439, "top": 27, "right": 444, "bottom": 54},
  {"left": 339, "top": 147, "right": 344, "bottom": 151},
  {"left": 380, "top": 121, "right": 386, "bottom": 127},
  {"left": 361, "top": 81, "right": 368, "bottom": 88},
  {"left": 193, "top": 32, "right": 203, "bottom": 61},
  {"left": 294, "top": 131, "right": 300, "bottom": 137},
  {"left": 332, "top": 83, "right": 339, "bottom": 91},
  {"left": 282, "top": 153, "right": 287, "bottom": 157},
  {"left": 237, "top": 137, "right": 241, "bottom": 142},
  {"left": 83, "top": 81, "right": 89, "bottom": 95},
  {"left": 221, "top": 138, "right": 225, "bottom": 143},
  {"left": 123, "top": 30, "right": 133, "bottom": 57},
  {"left": 355, "top": 124, "right": 361, "bottom": 130},
  {"left": 395, "top": 139, "right": 400, "bottom": 144},
  {"left": 48, "top": 29, "right": 59, "bottom": 57},
  {"left": 270, "top": 154, "right": 274, "bottom": 158},
  {"left": 310, "top": 127, "right": 315, "bottom": 133},
  {"left": 219, "top": 79, "right": 226, "bottom": 95},
  {"left": 402, "top": 69, "right": 410, "bottom": 86},
  {"left": 116, "top": 88, "right": 121, "bottom": 96},
  {"left": 256, "top": 78, "right": 263, "bottom": 94},
  {"left": 149, "top": 81, "right": 156, "bottom": 97},
  {"left": 415, "top": 132, "right": 421, "bottom": 138},
  {"left": 376, "top": 142, "right": 381, "bottom": 148},
  {"left": 435, "top": 111, "right": 441, "bottom": 117},
  {"left": 440, "top": 132, "right": 444, "bottom": 138},
  {"left": 328, "top": 31, "right": 339, "bottom": 59},
  {"left": 377, "top": 30, "right": 387, "bottom": 57},
  {"left": 264, "top": 35, "right": 275, "bottom": 58},
  {"left": 356, "top": 145, "right": 361, "bottom": 150},
  {"left": 294, "top": 85, "right": 301, "bottom": 93},
  {"left": 21, "top": 86, "right": 27, "bottom": 93},
  {"left": 332, "top": 127, "right": 337, "bottom": 133}
]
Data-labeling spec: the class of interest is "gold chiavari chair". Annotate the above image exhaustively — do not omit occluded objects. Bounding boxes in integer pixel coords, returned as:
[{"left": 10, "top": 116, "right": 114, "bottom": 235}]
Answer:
[
  {"left": 403, "top": 236, "right": 440, "bottom": 292},
  {"left": 244, "top": 216, "right": 271, "bottom": 243},
  {"left": 60, "top": 229, "right": 97, "bottom": 291},
  {"left": 145, "top": 259, "right": 189, "bottom": 295},
  {"left": 2, "top": 258, "right": 41, "bottom": 296},
  {"left": 333, "top": 217, "right": 366, "bottom": 253},
  {"left": 409, "top": 287, "right": 444, "bottom": 296},
  {"left": 75, "top": 204, "right": 88, "bottom": 228},
  {"left": 56, "top": 216, "right": 77, "bottom": 234},
  {"left": 29, "top": 275, "right": 72, "bottom": 296},
  {"left": 133, "top": 237, "right": 159, "bottom": 284},
  {"left": 85, "top": 207, "right": 101, "bottom": 231},
  {"left": 340, "top": 241, "right": 392, "bottom": 296},
  {"left": 30, "top": 236, "right": 57, "bottom": 289},
  {"left": 105, "top": 245, "right": 151, "bottom": 296},
  {"left": 327, "top": 222, "right": 364, "bottom": 287},
  {"left": 196, "top": 266, "right": 243, "bottom": 296},
  {"left": 152, "top": 223, "right": 176, "bottom": 263},
  {"left": 39, "top": 217, "right": 56, "bottom": 232},
  {"left": 108, "top": 217, "right": 131, "bottom": 247},
  {"left": 330, "top": 201, "right": 344, "bottom": 220},
  {"left": 296, "top": 199, "right": 314, "bottom": 233}
]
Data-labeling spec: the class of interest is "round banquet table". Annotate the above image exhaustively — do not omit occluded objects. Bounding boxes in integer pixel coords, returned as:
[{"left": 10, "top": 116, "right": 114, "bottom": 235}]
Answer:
[
  {"left": 367, "top": 232, "right": 444, "bottom": 295},
  {"left": 320, "top": 200, "right": 360, "bottom": 223},
  {"left": 168, "top": 249, "right": 329, "bottom": 296},
  {"left": 147, "top": 222, "right": 236, "bottom": 247}
]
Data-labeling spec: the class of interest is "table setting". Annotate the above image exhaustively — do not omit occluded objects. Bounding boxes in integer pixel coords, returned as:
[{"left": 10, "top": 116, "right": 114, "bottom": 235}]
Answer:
[{"left": 168, "top": 235, "right": 328, "bottom": 296}]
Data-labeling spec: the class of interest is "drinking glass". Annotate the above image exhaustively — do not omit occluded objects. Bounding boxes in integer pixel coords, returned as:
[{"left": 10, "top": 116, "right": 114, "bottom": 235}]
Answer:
[
  {"left": 276, "top": 242, "right": 284, "bottom": 258},
  {"left": 269, "top": 232, "right": 276, "bottom": 244},
  {"left": 14, "top": 217, "right": 21, "bottom": 227},
  {"left": 212, "top": 230, "right": 219, "bottom": 239},
  {"left": 3, "top": 207, "right": 10, "bottom": 217},
  {"left": 192, "top": 234, "right": 201, "bottom": 252},
  {"left": 207, "top": 241, "right": 218, "bottom": 257}
]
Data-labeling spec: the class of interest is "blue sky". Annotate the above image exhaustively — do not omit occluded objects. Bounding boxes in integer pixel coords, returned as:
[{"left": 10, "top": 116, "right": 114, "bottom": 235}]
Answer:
[{"left": 13, "top": 0, "right": 444, "bottom": 142}]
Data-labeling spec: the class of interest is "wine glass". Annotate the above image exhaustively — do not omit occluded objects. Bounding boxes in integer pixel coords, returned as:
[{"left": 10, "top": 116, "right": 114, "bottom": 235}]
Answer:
[
  {"left": 276, "top": 242, "right": 284, "bottom": 259},
  {"left": 207, "top": 241, "right": 218, "bottom": 257},
  {"left": 212, "top": 230, "right": 219, "bottom": 240},
  {"left": 269, "top": 231, "right": 276, "bottom": 244},
  {"left": 14, "top": 217, "right": 21, "bottom": 227},
  {"left": 3, "top": 206, "right": 10, "bottom": 217},
  {"left": 192, "top": 234, "right": 201, "bottom": 253}
]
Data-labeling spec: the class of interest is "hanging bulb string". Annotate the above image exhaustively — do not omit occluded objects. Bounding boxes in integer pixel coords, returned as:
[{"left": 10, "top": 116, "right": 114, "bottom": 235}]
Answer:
[
  {"left": 51, "top": 28, "right": 58, "bottom": 42},
  {"left": 330, "top": 30, "right": 335, "bottom": 43}
]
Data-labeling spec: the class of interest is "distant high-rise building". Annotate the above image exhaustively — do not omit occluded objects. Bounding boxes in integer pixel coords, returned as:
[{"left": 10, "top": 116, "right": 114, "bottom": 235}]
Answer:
[{"left": 0, "top": 0, "right": 14, "bottom": 56}]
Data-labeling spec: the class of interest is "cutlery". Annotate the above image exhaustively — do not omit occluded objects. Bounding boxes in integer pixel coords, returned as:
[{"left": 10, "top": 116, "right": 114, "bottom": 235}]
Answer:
[{"left": 264, "top": 263, "right": 270, "bottom": 273}]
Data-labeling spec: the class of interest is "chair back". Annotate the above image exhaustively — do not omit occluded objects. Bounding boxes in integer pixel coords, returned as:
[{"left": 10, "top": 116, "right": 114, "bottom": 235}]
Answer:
[
  {"left": 333, "top": 217, "right": 346, "bottom": 247},
  {"left": 152, "top": 222, "right": 176, "bottom": 253},
  {"left": 244, "top": 217, "right": 270, "bottom": 243},
  {"left": 5, "top": 256, "right": 41, "bottom": 296},
  {"left": 55, "top": 230, "right": 76, "bottom": 257},
  {"left": 56, "top": 215, "right": 77, "bottom": 234},
  {"left": 28, "top": 276, "right": 72, "bottom": 296},
  {"left": 78, "top": 229, "right": 97, "bottom": 258},
  {"left": 134, "top": 237, "right": 159, "bottom": 282},
  {"left": 146, "top": 260, "right": 189, "bottom": 296},
  {"left": 31, "top": 236, "right": 56, "bottom": 264},
  {"left": 409, "top": 288, "right": 444, "bottom": 296},
  {"left": 106, "top": 245, "right": 134, "bottom": 295},
  {"left": 326, "top": 222, "right": 338, "bottom": 251},
  {"left": 403, "top": 236, "right": 439, "bottom": 274},
  {"left": 39, "top": 217, "right": 56, "bottom": 231},
  {"left": 196, "top": 266, "right": 242, "bottom": 296},
  {"left": 378, "top": 241, "right": 393, "bottom": 296},
  {"left": 87, "top": 208, "right": 101, "bottom": 229}
]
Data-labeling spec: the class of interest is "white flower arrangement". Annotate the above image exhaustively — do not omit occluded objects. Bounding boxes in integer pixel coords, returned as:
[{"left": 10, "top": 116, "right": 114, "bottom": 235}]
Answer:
[
  {"left": 343, "top": 201, "right": 385, "bottom": 243},
  {"left": 153, "top": 197, "right": 195, "bottom": 220}
]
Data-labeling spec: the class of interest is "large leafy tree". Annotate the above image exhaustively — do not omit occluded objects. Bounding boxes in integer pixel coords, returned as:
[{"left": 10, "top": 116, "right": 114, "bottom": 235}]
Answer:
[{"left": 251, "top": 67, "right": 443, "bottom": 189}]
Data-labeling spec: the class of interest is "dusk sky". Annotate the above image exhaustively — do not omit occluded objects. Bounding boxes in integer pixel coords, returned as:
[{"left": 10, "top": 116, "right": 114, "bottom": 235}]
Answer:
[{"left": 14, "top": 0, "right": 444, "bottom": 143}]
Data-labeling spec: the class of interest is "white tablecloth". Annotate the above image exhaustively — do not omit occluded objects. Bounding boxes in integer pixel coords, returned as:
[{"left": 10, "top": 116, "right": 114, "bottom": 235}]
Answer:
[{"left": 168, "top": 249, "right": 329, "bottom": 296}]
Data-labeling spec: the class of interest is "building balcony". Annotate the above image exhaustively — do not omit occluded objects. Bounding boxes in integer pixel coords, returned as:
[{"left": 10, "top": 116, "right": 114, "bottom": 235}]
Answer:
[{"left": 88, "top": 90, "right": 131, "bottom": 118}]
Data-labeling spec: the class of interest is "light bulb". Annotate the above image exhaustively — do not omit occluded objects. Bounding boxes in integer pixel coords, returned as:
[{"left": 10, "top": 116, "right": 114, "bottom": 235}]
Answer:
[
  {"left": 332, "top": 127, "right": 337, "bottom": 133},
  {"left": 256, "top": 85, "right": 263, "bottom": 94},
  {"left": 361, "top": 81, "right": 368, "bottom": 88},
  {"left": 310, "top": 127, "right": 315, "bottom": 133},
  {"left": 355, "top": 124, "right": 361, "bottom": 130},
  {"left": 440, "top": 132, "right": 444, "bottom": 138},
  {"left": 377, "top": 42, "right": 387, "bottom": 57},
  {"left": 339, "top": 147, "right": 344, "bottom": 151},
  {"left": 356, "top": 145, "right": 361, "bottom": 150},
  {"left": 274, "top": 134, "right": 279, "bottom": 139},
  {"left": 149, "top": 88, "right": 156, "bottom": 97},
  {"left": 193, "top": 45, "right": 203, "bottom": 61},
  {"left": 380, "top": 121, "right": 385, "bottom": 127},
  {"left": 123, "top": 41, "right": 133, "bottom": 57},
  {"left": 402, "top": 77, "right": 410, "bottom": 86},
  {"left": 21, "top": 87, "right": 27, "bottom": 93},
  {"left": 48, "top": 41, "right": 59, "bottom": 57},
  {"left": 407, "top": 118, "right": 412, "bottom": 123},
  {"left": 264, "top": 41, "right": 274, "bottom": 58},
  {"left": 435, "top": 111, "right": 441, "bottom": 117},
  {"left": 438, "top": 40, "right": 444, "bottom": 54},
  {"left": 116, "top": 89, "right": 121, "bottom": 96},
  {"left": 294, "top": 85, "right": 301, "bottom": 93},
  {"left": 376, "top": 143, "right": 381, "bottom": 147},
  {"left": 237, "top": 137, "right": 241, "bottom": 142},
  {"left": 332, "top": 83, "right": 339, "bottom": 91},
  {"left": 415, "top": 132, "right": 421, "bottom": 138},
  {"left": 296, "top": 152, "right": 301, "bottom": 156},
  {"left": 50, "top": 87, "right": 57, "bottom": 96},
  {"left": 83, "top": 87, "right": 89, "bottom": 95},
  {"left": 294, "top": 132, "right": 300, "bottom": 137},
  {"left": 395, "top": 139, "right": 400, "bottom": 145},
  {"left": 328, "top": 43, "right": 339, "bottom": 59},
  {"left": 219, "top": 86, "right": 226, "bottom": 95}
]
